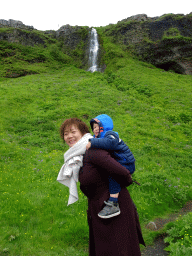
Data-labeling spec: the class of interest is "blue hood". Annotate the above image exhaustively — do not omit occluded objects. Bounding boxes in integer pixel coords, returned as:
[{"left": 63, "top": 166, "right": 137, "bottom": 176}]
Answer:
[{"left": 90, "top": 114, "right": 113, "bottom": 138}]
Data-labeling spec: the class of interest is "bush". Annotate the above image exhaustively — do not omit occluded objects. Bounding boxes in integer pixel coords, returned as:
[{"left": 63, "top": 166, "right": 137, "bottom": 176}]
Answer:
[
  {"left": 48, "top": 44, "right": 72, "bottom": 64},
  {"left": 164, "top": 213, "right": 192, "bottom": 256}
]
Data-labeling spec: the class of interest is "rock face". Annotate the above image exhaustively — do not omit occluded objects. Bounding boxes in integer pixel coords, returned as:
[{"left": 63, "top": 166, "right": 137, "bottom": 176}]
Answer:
[
  {"left": 136, "top": 38, "right": 192, "bottom": 75},
  {"left": 120, "top": 14, "right": 149, "bottom": 23},
  {"left": 105, "top": 13, "right": 192, "bottom": 75},
  {"left": 0, "top": 19, "right": 34, "bottom": 30},
  {"left": 0, "top": 29, "right": 48, "bottom": 46},
  {"left": 55, "top": 24, "right": 91, "bottom": 68},
  {"left": 56, "top": 24, "right": 87, "bottom": 49},
  {"left": 0, "top": 19, "right": 49, "bottom": 47}
]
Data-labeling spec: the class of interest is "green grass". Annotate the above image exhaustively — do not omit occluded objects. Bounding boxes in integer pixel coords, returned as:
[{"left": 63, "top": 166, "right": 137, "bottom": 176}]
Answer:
[{"left": 0, "top": 34, "right": 192, "bottom": 255}]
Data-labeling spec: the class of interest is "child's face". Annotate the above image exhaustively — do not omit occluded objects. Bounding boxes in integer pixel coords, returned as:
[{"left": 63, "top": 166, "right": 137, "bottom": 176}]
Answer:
[{"left": 93, "top": 123, "right": 99, "bottom": 137}]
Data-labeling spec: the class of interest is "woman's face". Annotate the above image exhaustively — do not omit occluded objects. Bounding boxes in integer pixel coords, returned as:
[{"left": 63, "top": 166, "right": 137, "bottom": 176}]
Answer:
[{"left": 64, "top": 125, "right": 83, "bottom": 147}]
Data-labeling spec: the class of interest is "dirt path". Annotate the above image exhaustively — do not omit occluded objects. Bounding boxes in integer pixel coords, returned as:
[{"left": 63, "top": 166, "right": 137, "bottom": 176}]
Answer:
[{"left": 141, "top": 201, "right": 192, "bottom": 256}]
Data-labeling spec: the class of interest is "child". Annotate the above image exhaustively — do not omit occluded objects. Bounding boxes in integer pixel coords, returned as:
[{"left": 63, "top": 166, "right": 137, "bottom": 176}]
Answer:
[{"left": 86, "top": 114, "right": 135, "bottom": 219}]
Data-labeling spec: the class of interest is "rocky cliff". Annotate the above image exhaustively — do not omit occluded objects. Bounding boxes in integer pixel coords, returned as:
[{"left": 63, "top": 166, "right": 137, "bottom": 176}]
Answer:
[
  {"left": 104, "top": 13, "right": 192, "bottom": 74},
  {"left": 55, "top": 25, "right": 90, "bottom": 68},
  {"left": 1, "top": 15, "right": 192, "bottom": 75},
  {"left": 0, "top": 20, "right": 92, "bottom": 69},
  {"left": 0, "top": 19, "right": 55, "bottom": 46}
]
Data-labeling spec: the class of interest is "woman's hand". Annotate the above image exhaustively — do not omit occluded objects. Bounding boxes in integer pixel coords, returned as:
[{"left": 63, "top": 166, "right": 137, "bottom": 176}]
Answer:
[{"left": 86, "top": 142, "right": 91, "bottom": 150}]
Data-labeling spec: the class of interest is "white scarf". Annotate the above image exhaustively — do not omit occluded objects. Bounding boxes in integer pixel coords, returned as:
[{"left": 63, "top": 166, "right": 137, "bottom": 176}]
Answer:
[{"left": 57, "top": 133, "right": 93, "bottom": 205}]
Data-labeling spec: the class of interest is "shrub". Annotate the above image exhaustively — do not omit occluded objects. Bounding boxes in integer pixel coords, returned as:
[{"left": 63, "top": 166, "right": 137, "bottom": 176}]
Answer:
[
  {"left": 48, "top": 44, "right": 72, "bottom": 64},
  {"left": 164, "top": 213, "right": 192, "bottom": 256}
]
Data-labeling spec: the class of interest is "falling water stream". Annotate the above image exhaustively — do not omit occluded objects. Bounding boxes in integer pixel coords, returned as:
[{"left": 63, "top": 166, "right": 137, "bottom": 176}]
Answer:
[{"left": 88, "top": 28, "right": 99, "bottom": 72}]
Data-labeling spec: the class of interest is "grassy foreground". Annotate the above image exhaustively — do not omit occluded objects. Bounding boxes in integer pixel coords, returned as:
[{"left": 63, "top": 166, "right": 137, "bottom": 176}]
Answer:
[{"left": 0, "top": 54, "right": 192, "bottom": 255}]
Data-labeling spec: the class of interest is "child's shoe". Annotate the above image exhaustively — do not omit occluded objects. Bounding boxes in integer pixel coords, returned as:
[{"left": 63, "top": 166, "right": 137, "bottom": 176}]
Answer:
[{"left": 98, "top": 200, "right": 121, "bottom": 219}]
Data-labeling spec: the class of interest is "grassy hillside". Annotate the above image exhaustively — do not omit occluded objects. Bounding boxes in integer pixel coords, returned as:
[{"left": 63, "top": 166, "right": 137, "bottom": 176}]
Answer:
[
  {"left": 0, "top": 33, "right": 192, "bottom": 255},
  {"left": 0, "top": 39, "right": 74, "bottom": 79}
]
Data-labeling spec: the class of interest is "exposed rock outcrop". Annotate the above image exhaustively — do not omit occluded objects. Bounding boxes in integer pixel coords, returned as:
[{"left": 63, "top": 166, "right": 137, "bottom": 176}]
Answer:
[
  {"left": 119, "top": 14, "right": 150, "bottom": 23},
  {"left": 136, "top": 37, "right": 192, "bottom": 74},
  {"left": 0, "top": 19, "right": 51, "bottom": 47},
  {"left": 56, "top": 24, "right": 86, "bottom": 49},
  {"left": 0, "top": 19, "right": 34, "bottom": 30},
  {"left": 55, "top": 24, "right": 91, "bottom": 68},
  {"left": 0, "top": 29, "right": 48, "bottom": 46}
]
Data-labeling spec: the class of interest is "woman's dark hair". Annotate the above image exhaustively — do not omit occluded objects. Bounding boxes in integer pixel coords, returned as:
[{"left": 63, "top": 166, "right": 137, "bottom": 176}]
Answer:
[{"left": 60, "top": 118, "right": 90, "bottom": 142}]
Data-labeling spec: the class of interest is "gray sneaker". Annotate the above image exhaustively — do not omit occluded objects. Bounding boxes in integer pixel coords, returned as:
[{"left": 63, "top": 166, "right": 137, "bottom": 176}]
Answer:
[{"left": 98, "top": 200, "right": 121, "bottom": 219}]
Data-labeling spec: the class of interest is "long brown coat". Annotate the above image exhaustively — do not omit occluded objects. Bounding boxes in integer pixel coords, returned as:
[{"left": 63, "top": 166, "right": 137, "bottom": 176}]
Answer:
[{"left": 79, "top": 148, "right": 145, "bottom": 256}]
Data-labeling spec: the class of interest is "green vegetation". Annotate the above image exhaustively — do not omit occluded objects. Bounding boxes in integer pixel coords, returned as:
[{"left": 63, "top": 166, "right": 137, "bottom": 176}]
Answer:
[
  {"left": 0, "top": 40, "right": 73, "bottom": 79},
  {"left": 0, "top": 26, "right": 90, "bottom": 79},
  {"left": 0, "top": 25, "right": 192, "bottom": 255},
  {"left": 156, "top": 13, "right": 186, "bottom": 21},
  {"left": 164, "top": 27, "right": 181, "bottom": 38},
  {"left": 162, "top": 36, "right": 192, "bottom": 44},
  {"left": 164, "top": 213, "right": 192, "bottom": 255}
]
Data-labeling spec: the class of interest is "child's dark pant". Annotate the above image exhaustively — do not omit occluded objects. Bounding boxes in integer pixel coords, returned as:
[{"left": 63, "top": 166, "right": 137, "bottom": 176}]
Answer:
[{"left": 108, "top": 162, "right": 135, "bottom": 194}]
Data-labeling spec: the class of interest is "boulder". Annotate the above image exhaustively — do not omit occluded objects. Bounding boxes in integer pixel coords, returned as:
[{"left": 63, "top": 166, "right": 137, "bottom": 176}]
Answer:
[{"left": 146, "top": 221, "right": 158, "bottom": 231}]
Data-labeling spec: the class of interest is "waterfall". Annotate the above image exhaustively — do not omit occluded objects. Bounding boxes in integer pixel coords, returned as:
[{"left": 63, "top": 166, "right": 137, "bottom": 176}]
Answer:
[{"left": 88, "top": 28, "right": 99, "bottom": 72}]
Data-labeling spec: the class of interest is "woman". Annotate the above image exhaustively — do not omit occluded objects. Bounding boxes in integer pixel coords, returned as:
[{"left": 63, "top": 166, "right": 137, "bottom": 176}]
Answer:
[
  {"left": 58, "top": 118, "right": 145, "bottom": 256},
  {"left": 57, "top": 118, "right": 92, "bottom": 205}
]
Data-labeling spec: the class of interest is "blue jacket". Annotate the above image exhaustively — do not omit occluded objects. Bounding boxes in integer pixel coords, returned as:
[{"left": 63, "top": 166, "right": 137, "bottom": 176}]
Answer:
[{"left": 89, "top": 114, "right": 135, "bottom": 174}]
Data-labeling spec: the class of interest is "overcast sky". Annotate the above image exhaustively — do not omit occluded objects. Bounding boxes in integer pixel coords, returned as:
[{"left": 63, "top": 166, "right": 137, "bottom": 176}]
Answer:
[{"left": 1, "top": 0, "right": 191, "bottom": 31}]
